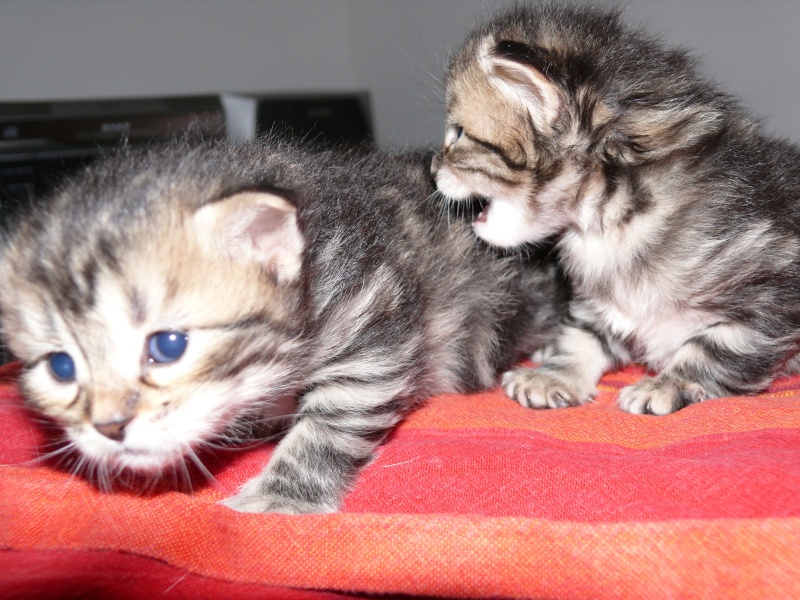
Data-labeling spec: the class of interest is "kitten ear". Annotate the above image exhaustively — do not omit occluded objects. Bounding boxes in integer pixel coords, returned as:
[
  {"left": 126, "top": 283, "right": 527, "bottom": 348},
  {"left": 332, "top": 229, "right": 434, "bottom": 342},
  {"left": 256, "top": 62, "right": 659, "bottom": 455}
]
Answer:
[
  {"left": 193, "top": 191, "right": 304, "bottom": 284},
  {"left": 481, "top": 41, "right": 563, "bottom": 128},
  {"left": 615, "top": 104, "right": 725, "bottom": 163}
]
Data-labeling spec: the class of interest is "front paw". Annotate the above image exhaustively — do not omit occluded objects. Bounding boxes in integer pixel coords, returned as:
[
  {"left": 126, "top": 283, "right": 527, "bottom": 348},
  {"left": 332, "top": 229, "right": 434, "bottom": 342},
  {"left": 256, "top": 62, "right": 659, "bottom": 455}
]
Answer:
[
  {"left": 219, "top": 478, "right": 336, "bottom": 515},
  {"left": 618, "top": 376, "right": 707, "bottom": 415},
  {"left": 502, "top": 367, "right": 595, "bottom": 409}
]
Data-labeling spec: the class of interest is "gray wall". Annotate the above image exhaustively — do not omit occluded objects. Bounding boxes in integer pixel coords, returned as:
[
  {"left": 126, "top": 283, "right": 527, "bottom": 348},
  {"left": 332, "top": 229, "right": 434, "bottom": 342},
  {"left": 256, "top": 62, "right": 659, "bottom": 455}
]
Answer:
[{"left": 2, "top": 0, "right": 799, "bottom": 147}]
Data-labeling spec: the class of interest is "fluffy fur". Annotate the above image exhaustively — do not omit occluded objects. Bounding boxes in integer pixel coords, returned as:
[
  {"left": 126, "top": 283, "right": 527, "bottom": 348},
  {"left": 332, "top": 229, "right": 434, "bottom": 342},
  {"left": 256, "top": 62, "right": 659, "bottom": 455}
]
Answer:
[
  {"left": 433, "top": 2, "right": 800, "bottom": 414},
  {"left": 0, "top": 137, "right": 566, "bottom": 513}
]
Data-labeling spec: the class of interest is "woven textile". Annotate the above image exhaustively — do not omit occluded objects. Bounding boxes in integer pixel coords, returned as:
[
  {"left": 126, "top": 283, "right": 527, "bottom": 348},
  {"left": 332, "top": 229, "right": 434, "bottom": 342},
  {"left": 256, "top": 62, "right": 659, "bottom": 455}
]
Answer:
[{"left": 1, "top": 362, "right": 799, "bottom": 598}]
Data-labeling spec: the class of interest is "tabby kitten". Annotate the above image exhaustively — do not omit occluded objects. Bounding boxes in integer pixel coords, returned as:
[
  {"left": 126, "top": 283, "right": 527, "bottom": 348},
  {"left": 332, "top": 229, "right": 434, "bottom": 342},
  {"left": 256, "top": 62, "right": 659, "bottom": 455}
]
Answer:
[
  {"left": 0, "top": 138, "right": 565, "bottom": 513},
  {"left": 433, "top": 2, "right": 800, "bottom": 415}
]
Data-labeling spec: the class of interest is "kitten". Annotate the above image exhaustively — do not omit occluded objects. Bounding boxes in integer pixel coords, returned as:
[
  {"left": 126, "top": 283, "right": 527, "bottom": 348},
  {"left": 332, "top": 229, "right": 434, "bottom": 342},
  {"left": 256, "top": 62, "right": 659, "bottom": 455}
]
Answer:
[
  {"left": 433, "top": 2, "right": 800, "bottom": 415},
  {"left": 0, "top": 137, "right": 566, "bottom": 513}
]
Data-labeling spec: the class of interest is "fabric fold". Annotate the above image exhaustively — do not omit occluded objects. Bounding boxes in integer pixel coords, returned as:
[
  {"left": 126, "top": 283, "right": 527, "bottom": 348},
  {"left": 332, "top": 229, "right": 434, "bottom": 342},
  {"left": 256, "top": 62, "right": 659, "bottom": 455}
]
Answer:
[{"left": 2, "top": 362, "right": 799, "bottom": 598}]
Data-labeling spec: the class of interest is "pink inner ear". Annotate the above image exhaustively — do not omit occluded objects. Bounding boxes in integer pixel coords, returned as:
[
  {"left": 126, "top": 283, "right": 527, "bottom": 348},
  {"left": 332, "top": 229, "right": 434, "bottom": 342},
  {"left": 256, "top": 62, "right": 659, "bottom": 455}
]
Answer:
[
  {"left": 494, "top": 61, "right": 548, "bottom": 103},
  {"left": 246, "top": 206, "right": 288, "bottom": 241},
  {"left": 234, "top": 198, "right": 304, "bottom": 283},
  {"left": 487, "top": 56, "right": 562, "bottom": 126},
  {"left": 246, "top": 207, "right": 293, "bottom": 254},
  {"left": 195, "top": 191, "right": 304, "bottom": 284}
]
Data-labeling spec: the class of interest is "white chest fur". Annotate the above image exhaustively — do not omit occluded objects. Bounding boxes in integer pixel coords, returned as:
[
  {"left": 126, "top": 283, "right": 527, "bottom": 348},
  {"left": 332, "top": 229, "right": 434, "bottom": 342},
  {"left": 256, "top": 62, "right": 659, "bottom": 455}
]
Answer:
[{"left": 560, "top": 227, "right": 718, "bottom": 370}]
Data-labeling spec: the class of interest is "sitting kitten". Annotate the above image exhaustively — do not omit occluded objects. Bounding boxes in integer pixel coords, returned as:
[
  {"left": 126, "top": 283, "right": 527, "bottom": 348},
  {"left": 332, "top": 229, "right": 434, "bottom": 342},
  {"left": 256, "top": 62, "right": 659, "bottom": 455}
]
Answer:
[
  {"left": 0, "top": 138, "right": 565, "bottom": 513},
  {"left": 433, "top": 3, "right": 800, "bottom": 415}
]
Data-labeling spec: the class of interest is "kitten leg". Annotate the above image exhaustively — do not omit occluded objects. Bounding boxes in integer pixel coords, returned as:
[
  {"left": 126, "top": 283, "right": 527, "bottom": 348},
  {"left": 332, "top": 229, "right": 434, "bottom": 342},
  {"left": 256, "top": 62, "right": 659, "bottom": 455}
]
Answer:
[
  {"left": 618, "top": 323, "right": 781, "bottom": 415},
  {"left": 503, "top": 324, "right": 618, "bottom": 409},
  {"left": 221, "top": 382, "right": 404, "bottom": 514}
]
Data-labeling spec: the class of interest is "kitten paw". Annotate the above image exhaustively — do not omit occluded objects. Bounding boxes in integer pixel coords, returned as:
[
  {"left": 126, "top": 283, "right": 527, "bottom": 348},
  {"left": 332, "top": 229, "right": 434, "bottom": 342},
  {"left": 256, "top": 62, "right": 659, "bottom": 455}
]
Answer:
[
  {"left": 618, "top": 376, "right": 707, "bottom": 415},
  {"left": 220, "top": 491, "right": 336, "bottom": 515},
  {"left": 220, "top": 477, "right": 337, "bottom": 514},
  {"left": 502, "top": 367, "right": 595, "bottom": 409}
]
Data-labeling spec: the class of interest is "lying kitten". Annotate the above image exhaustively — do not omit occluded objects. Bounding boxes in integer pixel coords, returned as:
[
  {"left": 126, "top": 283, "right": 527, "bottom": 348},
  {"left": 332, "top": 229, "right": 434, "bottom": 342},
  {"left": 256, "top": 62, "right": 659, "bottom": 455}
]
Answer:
[
  {"left": 433, "top": 2, "right": 800, "bottom": 415},
  {"left": 0, "top": 138, "right": 565, "bottom": 513}
]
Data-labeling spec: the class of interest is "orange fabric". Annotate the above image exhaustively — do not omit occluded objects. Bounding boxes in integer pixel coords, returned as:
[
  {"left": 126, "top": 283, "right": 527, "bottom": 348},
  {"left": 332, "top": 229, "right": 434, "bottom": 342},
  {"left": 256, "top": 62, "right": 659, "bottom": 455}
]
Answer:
[{"left": 1, "top": 361, "right": 799, "bottom": 598}]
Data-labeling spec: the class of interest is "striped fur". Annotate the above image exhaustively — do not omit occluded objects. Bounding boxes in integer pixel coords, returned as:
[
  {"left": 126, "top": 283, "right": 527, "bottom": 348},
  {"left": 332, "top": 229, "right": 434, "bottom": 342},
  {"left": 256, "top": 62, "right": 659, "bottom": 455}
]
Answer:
[
  {"left": 0, "top": 138, "right": 566, "bottom": 513},
  {"left": 433, "top": 3, "right": 800, "bottom": 415}
]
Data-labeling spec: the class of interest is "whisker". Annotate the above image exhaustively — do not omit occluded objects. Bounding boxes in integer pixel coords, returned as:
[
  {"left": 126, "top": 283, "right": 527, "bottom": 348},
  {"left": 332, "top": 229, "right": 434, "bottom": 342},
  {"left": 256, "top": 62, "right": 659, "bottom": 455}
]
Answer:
[
  {"left": 201, "top": 437, "right": 274, "bottom": 452},
  {"left": 62, "top": 452, "right": 89, "bottom": 494},
  {"left": 184, "top": 446, "right": 226, "bottom": 494},
  {"left": 140, "top": 468, "right": 163, "bottom": 495},
  {"left": 177, "top": 458, "right": 193, "bottom": 494},
  {"left": 15, "top": 442, "right": 76, "bottom": 467},
  {"left": 97, "top": 461, "right": 112, "bottom": 493},
  {"left": 168, "top": 462, "right": 179, "bottom": 492}
]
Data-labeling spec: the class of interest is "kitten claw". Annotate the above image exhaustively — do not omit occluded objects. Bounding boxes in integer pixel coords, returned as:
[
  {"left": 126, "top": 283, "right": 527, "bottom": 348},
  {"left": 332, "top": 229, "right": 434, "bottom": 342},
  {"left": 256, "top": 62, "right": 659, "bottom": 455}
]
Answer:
[
  {"left": 502, "top": 367, "right": 594, "bottom": 409},
  {"left": 618, "top": 377, "right": 707, "bottom": 415}
]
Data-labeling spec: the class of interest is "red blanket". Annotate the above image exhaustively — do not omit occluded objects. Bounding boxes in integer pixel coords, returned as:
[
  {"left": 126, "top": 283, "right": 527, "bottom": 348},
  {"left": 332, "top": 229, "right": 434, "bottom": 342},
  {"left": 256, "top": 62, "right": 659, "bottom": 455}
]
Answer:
[{"left": 1, "top": 361, "right": 799, "bottom": 599}]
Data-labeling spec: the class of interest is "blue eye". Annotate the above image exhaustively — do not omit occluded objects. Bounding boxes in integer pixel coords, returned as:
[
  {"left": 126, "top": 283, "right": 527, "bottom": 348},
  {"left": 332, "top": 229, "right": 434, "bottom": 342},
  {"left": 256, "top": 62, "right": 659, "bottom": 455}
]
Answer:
[
  {"left": 147, "top": 331, "right": 188, "bottom": 364},
  {"left": 455, "top": 126, "right": 464, "bottom": 139},
  {"left": 48, "top": 352, "right": 76, "bottom": 382}
]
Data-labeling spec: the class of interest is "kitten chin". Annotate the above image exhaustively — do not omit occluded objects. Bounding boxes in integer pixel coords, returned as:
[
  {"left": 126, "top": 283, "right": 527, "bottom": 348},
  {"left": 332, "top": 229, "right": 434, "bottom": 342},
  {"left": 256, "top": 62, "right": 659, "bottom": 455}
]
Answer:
[
  {"left": 1, "top": 137, "right": 567, "bottom": 513},
  {"left": 434, "top": 3, "right": 800, "bottom": 415}
]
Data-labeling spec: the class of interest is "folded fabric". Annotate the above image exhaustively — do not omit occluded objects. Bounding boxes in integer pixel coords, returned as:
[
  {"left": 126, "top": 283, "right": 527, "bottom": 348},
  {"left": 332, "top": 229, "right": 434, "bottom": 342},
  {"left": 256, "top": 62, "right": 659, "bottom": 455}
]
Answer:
[{"left": 1, "top": 361, "right": 799, "bottom": 599}]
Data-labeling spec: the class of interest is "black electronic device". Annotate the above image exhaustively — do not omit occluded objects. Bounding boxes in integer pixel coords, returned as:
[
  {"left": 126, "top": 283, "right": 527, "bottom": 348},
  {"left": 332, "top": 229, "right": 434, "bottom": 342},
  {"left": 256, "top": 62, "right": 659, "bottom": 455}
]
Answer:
[
  {"left": 0, "top": 95, "right": 225, "bottom": 231},
  {"left": 0, "top": 92, "right": 373, "bottom": 232},
  {"left": 222, "top": 92, "right": 372, "bottom": 146}
]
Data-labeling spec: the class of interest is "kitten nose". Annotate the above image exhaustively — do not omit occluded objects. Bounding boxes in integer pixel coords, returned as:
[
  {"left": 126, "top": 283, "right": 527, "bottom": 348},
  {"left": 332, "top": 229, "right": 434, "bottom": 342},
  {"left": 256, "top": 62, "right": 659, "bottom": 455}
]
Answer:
[
  {"left": 91, "top": 389, "right": 138, "bottom": 441},
  {"left": 93, "top": 416, "right": 132, "bottom": 442}
]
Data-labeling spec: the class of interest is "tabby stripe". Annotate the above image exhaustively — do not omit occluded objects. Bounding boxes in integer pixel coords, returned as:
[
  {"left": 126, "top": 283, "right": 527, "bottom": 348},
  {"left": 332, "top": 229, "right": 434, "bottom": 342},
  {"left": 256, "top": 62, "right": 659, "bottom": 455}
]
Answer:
[
  {"left": 264, "top": 425, "right": 376, "bottom": 505},
  {"left": 676, "top": 336, "right": 780, "bottom": 396},
  {"left": 566, "top": 314, "right": 620, "bottom": 366},
  {"left": 457, "top": 165, "right": 519, "bottom": 188},
  {"left": 207, "top": 343, "right": 300, "bottom": 380},
  {"left": 466, "top": 134, "right": 527, "bottom": 171},
  {"left": 192, "top": 314, "right": 302, "bottom": 338}
]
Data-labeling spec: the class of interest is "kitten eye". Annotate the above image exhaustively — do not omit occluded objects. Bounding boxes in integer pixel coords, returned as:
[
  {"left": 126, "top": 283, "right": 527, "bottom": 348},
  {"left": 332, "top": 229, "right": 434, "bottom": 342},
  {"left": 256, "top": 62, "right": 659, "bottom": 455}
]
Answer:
[
  {"left": 147, "top": 331, "right": 188, "bottom": 364},
  {"left": 445, "top": 125, "right": 465, "bottom": 149},
  {"left": 48, "top": 352, "right": 76, "bottom": 382}
]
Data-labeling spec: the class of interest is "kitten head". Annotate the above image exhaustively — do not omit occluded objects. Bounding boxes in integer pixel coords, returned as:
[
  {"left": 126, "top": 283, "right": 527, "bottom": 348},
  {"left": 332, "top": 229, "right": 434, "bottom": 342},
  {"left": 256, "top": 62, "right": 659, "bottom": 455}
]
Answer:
[
  {"left": 0, "top": 141, "right": 306, "bottom": 481},
  {"left": 433, "top": 3, "right": 728, "bottom": 247}
]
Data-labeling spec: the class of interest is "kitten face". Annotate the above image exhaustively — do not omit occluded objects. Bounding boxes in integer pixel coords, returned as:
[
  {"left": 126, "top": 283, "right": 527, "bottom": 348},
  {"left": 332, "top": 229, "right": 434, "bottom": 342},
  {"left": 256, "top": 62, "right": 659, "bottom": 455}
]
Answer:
[
  {"left": 433, "top": 37, "right": 580, "bottom": 248},
  {"left": 434, "top": 9, "right": 729, "bottom": 251},
  {"left": 1, "top": 185, "right": 303, "bottom": 477}
]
